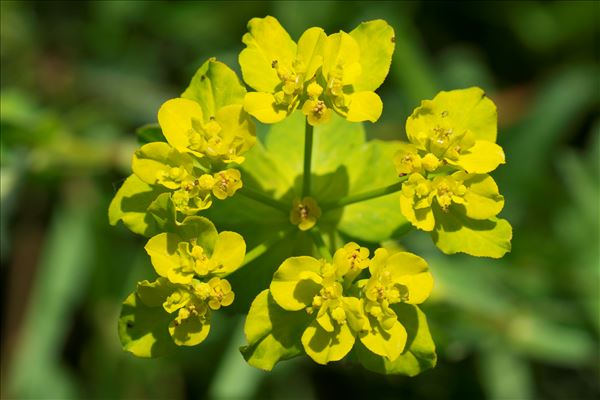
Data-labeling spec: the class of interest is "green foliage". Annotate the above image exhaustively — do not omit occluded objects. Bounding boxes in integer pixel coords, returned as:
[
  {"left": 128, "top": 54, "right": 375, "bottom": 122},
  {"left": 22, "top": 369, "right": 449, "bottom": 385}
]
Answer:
[
  {"left": 136, "top": 123, "right": 166, "bottom": 145},
  {"left": 240, "top": 290, "right": 309, "bottom": 371},
  {"left": 207, "top": 111, "right": 411, "bottom": 243},
  {"left": 182, "top": 58, "right": 247, "bottom": 118},
  {"left": 109, "top": 174, "right": 167, "bottom": 237},
  {"left": 119, "top": 291, "right": 176, "bottom": 358}
]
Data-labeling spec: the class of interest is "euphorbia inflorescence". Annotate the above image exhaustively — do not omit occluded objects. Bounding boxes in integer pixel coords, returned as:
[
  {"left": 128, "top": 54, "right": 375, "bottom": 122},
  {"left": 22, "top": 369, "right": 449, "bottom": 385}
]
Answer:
[
  {"left": 255, "top": 243, "right": 434, "bottom": 365},
  {"left": 241, "top": 16, "right": 393, "bottom": 125},
  {"left": 109, "top": 16, "right": 511, "bottom": 376},
  {"left": 395, "top": 88, "right": 511, "bottom": 258}
]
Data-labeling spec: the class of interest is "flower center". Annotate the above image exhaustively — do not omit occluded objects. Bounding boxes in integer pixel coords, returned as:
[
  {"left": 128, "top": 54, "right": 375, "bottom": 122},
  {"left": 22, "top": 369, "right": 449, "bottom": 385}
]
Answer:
[
  {"left": 289, "top": 196, "right": 322, "bottom": 231},
  {"left": 433, "top": 176, "right": 467, "bottom": 212},
  {"left": 271, "top": 59, "right": 304, "bottom": 107}
]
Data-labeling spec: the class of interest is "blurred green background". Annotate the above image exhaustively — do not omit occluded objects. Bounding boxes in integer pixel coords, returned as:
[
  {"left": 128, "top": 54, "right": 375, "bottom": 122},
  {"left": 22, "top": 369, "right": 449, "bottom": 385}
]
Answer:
[{"left": 1, "top": 1, "right": 598, "bottom": 399}]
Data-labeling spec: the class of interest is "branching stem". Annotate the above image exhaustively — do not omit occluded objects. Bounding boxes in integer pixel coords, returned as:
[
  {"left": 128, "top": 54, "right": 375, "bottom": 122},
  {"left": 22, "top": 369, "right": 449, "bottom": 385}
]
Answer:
[
  {"left": 302, "top": 119, "right": 314, "bottom": 198},
  {"left": 321, "top": 176, "right": 409, "bottom": 211},
  {"left": 242, "top": 228, "right": 291, "bottom": 266},
  {"left": 237, "top": 186, "right": 289, "bottom": 213}
]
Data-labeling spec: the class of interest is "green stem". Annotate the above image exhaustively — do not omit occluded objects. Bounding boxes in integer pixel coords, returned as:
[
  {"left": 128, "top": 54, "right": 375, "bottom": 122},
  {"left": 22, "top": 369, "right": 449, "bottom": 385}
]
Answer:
[
  {"left": 321, "top": 176, "right": 409, "bottom": 211},
  {"left": 242, "top": 229, "right": 291, "bottom": 266},
  {"left": 309, "top": 227, "right": 332, "bottom": 262},
  {"left": 237, "top": 186, "right": 289, "bottom": 213},
  {"left": 302, "top": 119, "right": 314, "bottom": 198}
]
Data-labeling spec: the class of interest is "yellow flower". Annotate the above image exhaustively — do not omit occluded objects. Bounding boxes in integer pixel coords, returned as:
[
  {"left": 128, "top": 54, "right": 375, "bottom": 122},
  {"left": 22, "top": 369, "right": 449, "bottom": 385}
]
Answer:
[
  {"left": 241, "top": 17, "right": 395, "bottom": 126},
  {"left": 158, "top": 98, "right": 255, "bottom": 164},
  {"left": 405, "top": 87, "right": 505, "bottom": 174},
  {"left": 289, "top": 196, "right": 322, "bottom": 231},
  {"left": 240, "top": 16, "right": 326, "bottom": 123}
]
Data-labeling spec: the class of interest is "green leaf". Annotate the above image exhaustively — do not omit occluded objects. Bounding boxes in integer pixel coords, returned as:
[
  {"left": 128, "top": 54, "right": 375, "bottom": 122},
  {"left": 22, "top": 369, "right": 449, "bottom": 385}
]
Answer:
[
  {"left": 212, "top": 112, "right": 409, "bottom": 243},
  {"left": 337, "top": 140, "right": 410, "bottom": 242},
  {"left": 118, "top": 292, "right": 175, "bottom": 358},
  {"left": 350, "top": 19, "right": 395, "bottom": 92},
  {"left": 168, "top": 314, "right": 211, "bottom": 346},
  {"left": 356, "top": 304, "right": 436, "bottom": 376},
  {"left": 147, "top": 192, "right": 177, "bottom": 232},
  {"left": 432, "top": 205, "right": 512, "bottom": 258},
  {"left": 136, "top": 123, "right": 166, "bottom": 144},
  {"left": 225, "top": 228, "right": 312, "bottom": 315},
  {"left": 136, "top": 278, "right": 177, "bottom": 308},
  {"left": 263, "top": 112, "right": 410, "bottom": 242},
  {"left": 177, "top": 216, "right": 219, "bottom": 252},
  {"left": 241, "top": 290, "right": 309, "bottom": 371},
  {"left": 264, "top": 111, "right": 364, "bottom": 195},
  {"left": 182, "top": 58, "right": 246, "bottom": 118},
  {"left": 108, "top": 174, "right": 166, "bottom": 237},
  {"left": 204, "top": 141, "right": 291, "bottom": 228}
]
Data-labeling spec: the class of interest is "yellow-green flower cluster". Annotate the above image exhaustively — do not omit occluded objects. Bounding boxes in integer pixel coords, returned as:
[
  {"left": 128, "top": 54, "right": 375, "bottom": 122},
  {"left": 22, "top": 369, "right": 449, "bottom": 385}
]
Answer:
[
  {"left": 110, "top": 58, "right": 255, "bottom": 232},
  {"left": 114, "top": 59, "right": 254, "bottom": 357},
  {"left": 132, "top": 141, "right": 245, "bottom": 216},
  {"left": 240, "top": 16, "right": 395, "bottom": 126},
  {"left": 395, "top": 87, "right": 512, "bottom": 258},
  {"left": 124, "top": 217, "right": 246, "bottom": 351},
  {"left": 246, "top": 242, "right": 433, "bottom": 365},
  {"left": 110, "top": 15, "right": 512, "bottom": 375}
]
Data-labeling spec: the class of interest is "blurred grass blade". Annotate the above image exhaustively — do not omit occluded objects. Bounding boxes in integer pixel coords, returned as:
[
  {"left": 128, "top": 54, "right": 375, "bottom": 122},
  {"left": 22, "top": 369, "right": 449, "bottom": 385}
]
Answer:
[
  {"left": 480, "top": 346, "right": 534, "bottom": 400},
  {"left": 508, "top": 315, "right": 595, "bottom": 367},
  {"left": 7, "top": 194, "right": 96, "bottom": 398},
  {"left": 390, "top": 16, "right": 438, "bottom": 106},
  {"left": 498, "top": 65, "right": 598, "bottom": 222},
  {"left": 208, "top": 317, "right": 264, "bottom": 400}
]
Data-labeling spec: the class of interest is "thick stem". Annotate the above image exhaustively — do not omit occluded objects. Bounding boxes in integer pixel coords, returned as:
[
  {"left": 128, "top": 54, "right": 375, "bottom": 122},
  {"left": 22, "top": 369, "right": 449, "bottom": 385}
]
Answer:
[
  {"left": 321, "top": 176, "right": 409, "bottom": 211},
  {"left": 242, "top": 229, "right": 291, "bottom": 266},
  {"left": 309, "top": 227, "right": 332, "bottom": 262},
  {"left": 237, "top": 186, "right": 289, "bottom": 213},
  {"left": 302, "top": 119, "right": 314, "bottom": 198}
]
